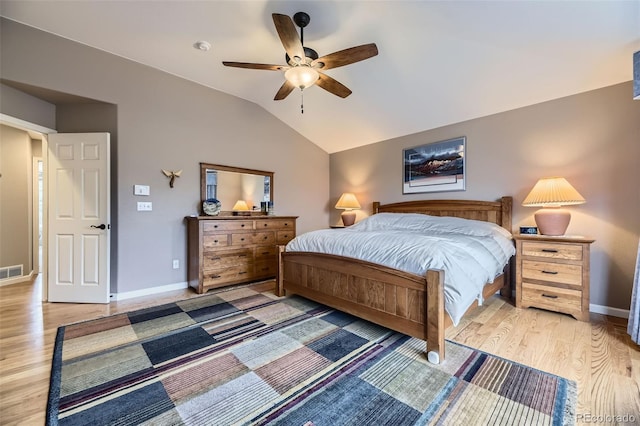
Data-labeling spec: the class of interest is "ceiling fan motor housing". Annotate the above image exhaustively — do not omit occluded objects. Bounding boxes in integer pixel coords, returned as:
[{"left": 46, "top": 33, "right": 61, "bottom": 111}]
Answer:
[{"left": 286, "top": 47, "right": 319, "bottom": 66}]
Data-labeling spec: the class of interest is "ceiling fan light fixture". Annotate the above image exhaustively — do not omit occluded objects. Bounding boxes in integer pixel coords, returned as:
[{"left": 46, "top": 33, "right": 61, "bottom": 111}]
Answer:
[{"left": 285, "top": 65, "right": 319, "bottom": 90}]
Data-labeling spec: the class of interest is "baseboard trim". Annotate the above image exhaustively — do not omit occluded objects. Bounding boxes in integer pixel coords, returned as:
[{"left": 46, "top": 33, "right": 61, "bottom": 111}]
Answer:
[
  {"left": 589, "top": 303, "right": 630, "bottom": 319},
  {"left": 0, "top": 271, "right": 35, "bottom": 287},
  {"left": 111, "top": 281, "right": 189, "bottom": 301}
]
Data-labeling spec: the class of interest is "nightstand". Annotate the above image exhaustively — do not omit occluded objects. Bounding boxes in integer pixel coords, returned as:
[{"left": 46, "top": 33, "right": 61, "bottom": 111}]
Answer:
[{"left": 514, "top": 234, "right": 595, "bottom": 321}]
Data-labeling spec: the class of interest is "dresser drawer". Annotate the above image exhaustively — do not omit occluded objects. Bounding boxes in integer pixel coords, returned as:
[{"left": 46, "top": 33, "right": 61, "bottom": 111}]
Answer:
[
  {"left": 253, "top": 259, "right": 277, "bottom": 278},
  {"left": 255, "top": 219, "right": 295, "bottom": 230},
  {"left": 521, "top": 241, "right": 582, "bottom": 261},
  {"left": 203, "top": 234, "right": 229, "bottom": 249},
  {"left": 203, "top": 221, "right": 252, "bottom": 232},
  {"left": 203, "top": 265, "right": 251, "bottom": 287},
  {"left": 255, "top": 245, "right": 277, "bottom": 260},
  {"left": 203, "top": 248, "right": 252, "bottom": 269},
  {"left": 231, "top": 232, "right": 275, "bottom": 246},
  {"left": 276, "top": 230, "right": 295, "bottom": 245},
  {"left": 521, "top": 282, "right": 582, "bottom": 315},
  {"left": 522, "top": 260, "right": 582, "bottom": 286}
]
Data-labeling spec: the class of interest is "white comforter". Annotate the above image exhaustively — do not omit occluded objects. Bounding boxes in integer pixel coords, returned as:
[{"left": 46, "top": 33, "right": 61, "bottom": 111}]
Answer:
[{"left": 286, "top": 213, "right": 515, "bottom": 325}]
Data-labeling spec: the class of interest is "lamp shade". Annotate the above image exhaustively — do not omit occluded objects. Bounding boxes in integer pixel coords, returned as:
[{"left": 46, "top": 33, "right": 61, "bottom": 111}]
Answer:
[
  {"left": 232, "top": 200, "right": 249, "bottom": 211},
  {"left": 335, "top": 193, "right": 361, "bottom": 210},
  {"left": 522, "top": 177, "right": 585, "bottom": 207}
]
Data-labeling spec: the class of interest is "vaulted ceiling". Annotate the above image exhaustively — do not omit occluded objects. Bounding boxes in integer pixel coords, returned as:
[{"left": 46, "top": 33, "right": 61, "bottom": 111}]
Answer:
[{"left": 1, "top": 1, "right": 638, "bottom": 153}]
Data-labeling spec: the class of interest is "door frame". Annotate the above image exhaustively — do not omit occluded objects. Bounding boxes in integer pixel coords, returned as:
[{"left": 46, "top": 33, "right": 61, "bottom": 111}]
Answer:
[
  {"left": 32, "top": 156, "right": 43, "bottom": 275},
  {"left": 0, "top": 113, "right": 55, "bottom": 300}
]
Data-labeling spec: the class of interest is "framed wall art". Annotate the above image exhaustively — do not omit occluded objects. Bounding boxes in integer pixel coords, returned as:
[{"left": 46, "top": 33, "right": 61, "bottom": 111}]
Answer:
[{"left": 403, "top": 136, "right": 466, "bottom": 194}]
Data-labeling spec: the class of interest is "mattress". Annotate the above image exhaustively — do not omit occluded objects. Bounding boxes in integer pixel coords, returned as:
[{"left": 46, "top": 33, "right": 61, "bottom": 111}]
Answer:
[{"left": 286, "top": 213, "right": 515, "bottom": 325}]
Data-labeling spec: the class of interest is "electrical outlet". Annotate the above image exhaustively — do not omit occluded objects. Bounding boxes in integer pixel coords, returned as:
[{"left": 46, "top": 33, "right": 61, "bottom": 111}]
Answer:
[
  {"left": 172, "top": 259, "right": 179, "bottom": 269},
  {"left": 137, "top": 202, "right": 152, "bottom": 211}
]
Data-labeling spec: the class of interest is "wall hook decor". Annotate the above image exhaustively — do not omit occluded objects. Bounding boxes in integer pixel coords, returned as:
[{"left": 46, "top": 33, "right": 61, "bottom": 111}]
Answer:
[{"left": 162, "top": 169, "right": 182, "bottom": 188}]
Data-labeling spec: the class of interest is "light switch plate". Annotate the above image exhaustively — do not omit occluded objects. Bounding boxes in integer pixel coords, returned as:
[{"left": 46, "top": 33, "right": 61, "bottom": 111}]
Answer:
[{"left": 134, "top": 185, "right": 150, "bottom": 196}]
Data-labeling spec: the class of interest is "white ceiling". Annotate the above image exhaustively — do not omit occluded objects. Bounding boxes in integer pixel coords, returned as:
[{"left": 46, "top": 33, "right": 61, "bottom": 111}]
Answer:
[{"left": 1, "top": 1, "right": 638, "bottom": 153}]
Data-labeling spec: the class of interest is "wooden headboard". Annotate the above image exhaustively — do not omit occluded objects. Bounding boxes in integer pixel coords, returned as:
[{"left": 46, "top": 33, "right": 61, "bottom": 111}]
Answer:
[{"left": 372, "top": 196, "right": 512, "bottom": 232}]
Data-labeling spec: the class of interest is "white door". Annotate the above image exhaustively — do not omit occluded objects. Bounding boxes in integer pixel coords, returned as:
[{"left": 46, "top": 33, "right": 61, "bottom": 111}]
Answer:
[{"left": 48, "top": 133, "right": 110, "bottom": 303}]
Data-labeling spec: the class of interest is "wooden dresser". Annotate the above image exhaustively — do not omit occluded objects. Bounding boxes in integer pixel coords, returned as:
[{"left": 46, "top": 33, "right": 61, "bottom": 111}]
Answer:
[
  {"left": 514, "top": 234, "right": 595, "bottom": 321},
  {"left": 186, "top": 216, "right": 297, "bottom": 294}
]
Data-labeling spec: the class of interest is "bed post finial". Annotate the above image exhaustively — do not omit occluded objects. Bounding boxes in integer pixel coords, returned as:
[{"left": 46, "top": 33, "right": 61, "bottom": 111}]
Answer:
[{"left": 372, "top": 201, "right": 380, "bottom": 215}]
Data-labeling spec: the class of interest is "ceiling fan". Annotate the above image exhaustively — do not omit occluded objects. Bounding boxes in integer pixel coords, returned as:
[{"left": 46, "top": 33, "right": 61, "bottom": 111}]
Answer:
[{"left": 222, "top": 12, "right": 378, "bottom": 102}]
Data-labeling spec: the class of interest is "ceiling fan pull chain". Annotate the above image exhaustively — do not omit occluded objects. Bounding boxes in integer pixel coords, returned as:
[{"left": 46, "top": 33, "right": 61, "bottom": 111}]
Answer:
[{"left": 300, "top": 90, "right": 304, "bottom": 114}]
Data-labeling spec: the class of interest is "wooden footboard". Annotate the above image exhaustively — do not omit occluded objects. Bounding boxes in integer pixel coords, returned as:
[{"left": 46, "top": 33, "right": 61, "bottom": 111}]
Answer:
[{"left": 277, "top": 246, "right": 447, "bottom": 362}]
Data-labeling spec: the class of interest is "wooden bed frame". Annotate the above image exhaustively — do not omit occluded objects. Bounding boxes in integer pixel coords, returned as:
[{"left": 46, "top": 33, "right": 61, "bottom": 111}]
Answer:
[{"left": 276, "top": 197, "right": 513, "bottom": 364}]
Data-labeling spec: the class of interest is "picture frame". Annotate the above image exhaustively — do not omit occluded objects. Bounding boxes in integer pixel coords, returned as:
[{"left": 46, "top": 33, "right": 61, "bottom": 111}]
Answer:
[{"left": 403, "top": 136, "right": 466, "bottom": 194}]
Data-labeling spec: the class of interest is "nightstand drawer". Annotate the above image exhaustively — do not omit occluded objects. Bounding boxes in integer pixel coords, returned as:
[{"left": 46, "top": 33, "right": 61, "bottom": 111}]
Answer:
[
  {"left": 522, "top": 260, "right": 582, "bottom": 286},
  {"left": 521, "top": 241, "right": 582, "bottom": 261},
  {"left": 521, "top": 282, "right": 582, "bottom": 315}
]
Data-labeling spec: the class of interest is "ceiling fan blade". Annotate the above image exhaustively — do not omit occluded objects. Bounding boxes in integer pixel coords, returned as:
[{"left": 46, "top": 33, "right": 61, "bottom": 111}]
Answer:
[
  {"left": 274, "top": 80, "right": 296, "bottom": 100},
  {"left": 222, "top": 62, "right": 286, "bottom": 71},
  {"left": 312, "top": 43, "right": 378, "bottom": 70},
  {"left": 272, "top": 13, "right": 305, "bottom": 64},
  {"left": 316, "top": 73, "right": 352, "bottom": 98}
]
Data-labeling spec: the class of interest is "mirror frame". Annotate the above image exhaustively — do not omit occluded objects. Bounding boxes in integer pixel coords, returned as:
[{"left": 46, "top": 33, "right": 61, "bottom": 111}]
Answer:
[{"left": 200, "top": 163, "right": 274, "bottom": 215}]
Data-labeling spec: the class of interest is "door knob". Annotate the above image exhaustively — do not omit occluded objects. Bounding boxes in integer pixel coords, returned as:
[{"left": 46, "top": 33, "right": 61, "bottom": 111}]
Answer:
[{"left": 91, "top": 224, "right": 107, "bottom": 230}]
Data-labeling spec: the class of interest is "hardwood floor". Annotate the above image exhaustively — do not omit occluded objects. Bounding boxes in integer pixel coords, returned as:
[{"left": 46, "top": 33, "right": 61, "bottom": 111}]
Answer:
[{"left": 1, "top": 276, "right": 638, "bottom": 425}]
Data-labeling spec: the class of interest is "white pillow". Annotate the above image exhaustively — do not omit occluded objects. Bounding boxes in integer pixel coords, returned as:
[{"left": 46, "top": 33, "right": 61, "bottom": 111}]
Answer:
[{"left": 349, "top": 212, "right": 512, "bottom": 239}]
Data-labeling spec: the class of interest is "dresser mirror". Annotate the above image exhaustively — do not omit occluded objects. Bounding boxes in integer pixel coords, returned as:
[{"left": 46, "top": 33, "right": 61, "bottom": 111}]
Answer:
[{"left": 200, "top": 163, "right": 273, "bottom": 215}]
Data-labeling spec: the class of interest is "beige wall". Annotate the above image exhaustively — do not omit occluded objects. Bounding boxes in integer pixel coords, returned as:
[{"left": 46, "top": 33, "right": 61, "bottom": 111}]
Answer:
[
  {"left": 1, "top": 19, "right": 329, "bottom": 294},
  {"left": 0, "top": 125, "right": 33, "bottom": 274},
  {"left": 330, "top": 82, "right": 640, "bottom": 311}
]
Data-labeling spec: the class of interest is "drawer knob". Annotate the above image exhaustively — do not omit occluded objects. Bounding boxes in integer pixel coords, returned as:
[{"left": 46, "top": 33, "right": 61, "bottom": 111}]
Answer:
[
  {"left": 263, "top": 236, "right": 268, "bottom": 240},
  {"left": 263, "top": 223, "right": 268, "bottom": 227},
  {"left": 240, "top": 238, "right": 245, "bottom": 241},
  {"left": 239, "top": 271, "right": 247, "bottom": 275},
  {"left": 542, "top": 270, "right": 558, "bottom": 275},
  {"left": 262, "top": 251, "right": 270, "bottom": 255},
  {"left": 212, "top": 274, "right": 221, "bottom": 279},
  {"left": 541, "top": 248, "right": 558, "bottom": 253},
  {"left": 214, "top": 240, "right": 219, "bottom": 243},
  {"left": 211, "top": 256, "right": 221, "bottom": 260},
  {"left": 542, "top": 294, "right": 558, "bottom": 299},
  {"left": 214, "top": 225, "right": 218, "bottom": 228},
  {"left": 241, "top": 224, "right": 246, "bottom": 228}
]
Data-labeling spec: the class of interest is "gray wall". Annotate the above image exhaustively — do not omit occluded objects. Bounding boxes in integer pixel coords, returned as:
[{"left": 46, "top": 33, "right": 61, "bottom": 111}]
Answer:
[
  {"left": 1, "top": 18, "right": 329, "bottom": 294},
  {"left": 0, "top": 83, "right": 56, "bottom": 129},
  {"left": 331, "top": 82, "right": 640, "bottom": 311},
  {"left": 0, "top": 125, "right": 33, "bottom": 274}
]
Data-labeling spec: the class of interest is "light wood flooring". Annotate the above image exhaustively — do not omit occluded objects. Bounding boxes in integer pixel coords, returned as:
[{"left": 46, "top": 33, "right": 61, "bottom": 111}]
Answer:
[{"left": 1, "top": 276, "right": 638, "bottom": 425}]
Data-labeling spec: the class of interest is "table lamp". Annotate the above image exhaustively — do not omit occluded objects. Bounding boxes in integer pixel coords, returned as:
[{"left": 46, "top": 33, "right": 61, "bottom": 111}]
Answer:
[
  {"left": 335, "top": 193, "right": 361, "bottom": 226},
  {"left": 232, "top": 200, "right": 250, "bottom": 216},
  {"left": 522, "top": 177, "right": 585, "bottom": 236}
]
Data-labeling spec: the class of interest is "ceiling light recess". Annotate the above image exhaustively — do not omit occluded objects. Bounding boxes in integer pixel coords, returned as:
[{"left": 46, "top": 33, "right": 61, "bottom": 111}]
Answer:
[{"left": 193, "top": 41, "right": 211, "bottom": 52}]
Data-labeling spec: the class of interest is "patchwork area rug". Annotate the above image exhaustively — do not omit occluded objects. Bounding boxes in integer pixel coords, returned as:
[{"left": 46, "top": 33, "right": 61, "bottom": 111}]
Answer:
[{"left": 47, "top": 287, "right": 576, "bottom": 425}]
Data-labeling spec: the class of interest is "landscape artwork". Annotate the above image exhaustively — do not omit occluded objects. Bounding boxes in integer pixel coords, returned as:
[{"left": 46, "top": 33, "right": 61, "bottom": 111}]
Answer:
[{"left": 403, "top": 137, "right": 466, "bottom": 193}]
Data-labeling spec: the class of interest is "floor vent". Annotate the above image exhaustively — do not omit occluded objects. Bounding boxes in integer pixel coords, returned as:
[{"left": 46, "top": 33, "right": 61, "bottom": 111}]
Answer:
[{"left": 0, "top": 265, "right": 23, "bottom": 280}]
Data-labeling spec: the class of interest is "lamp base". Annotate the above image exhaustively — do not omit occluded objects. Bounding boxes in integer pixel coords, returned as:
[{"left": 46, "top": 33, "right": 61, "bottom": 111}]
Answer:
[
  {"left": 534, "top": 208, "right": 571, "bottom": 236},
  {"left": 340, "top": 210, "right": 356, "bottom": 227}
]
